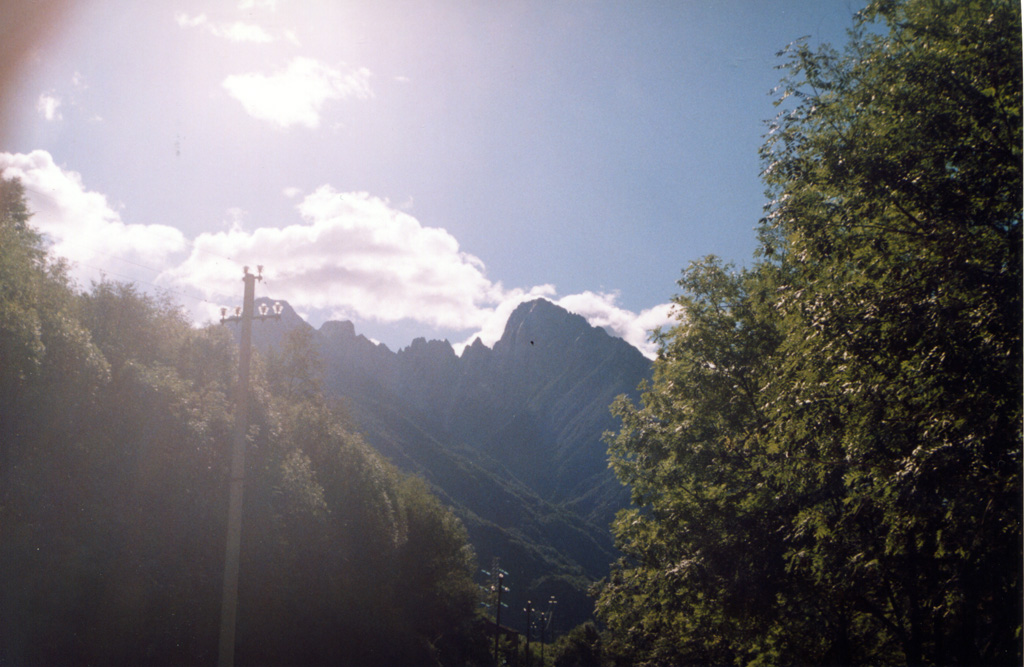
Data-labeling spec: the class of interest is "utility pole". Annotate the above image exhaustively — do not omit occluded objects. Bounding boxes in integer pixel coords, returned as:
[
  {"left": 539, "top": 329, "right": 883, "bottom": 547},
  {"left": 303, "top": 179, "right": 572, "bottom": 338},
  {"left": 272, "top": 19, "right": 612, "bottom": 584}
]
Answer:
[
  {"left": 540, "top": 595, "right": 556, "bottom": 667},
  {"left": 524, "top": 600, "right": 532, "bottom": 667},
  {"left": 483, "top": 559, "right": 510, "bottom": 664},
  {"left": 494, "top": 571, "right": 505, "bottom": 663},
  {"left": 217, "top": 266, "right": 281, "bottom": 667}
]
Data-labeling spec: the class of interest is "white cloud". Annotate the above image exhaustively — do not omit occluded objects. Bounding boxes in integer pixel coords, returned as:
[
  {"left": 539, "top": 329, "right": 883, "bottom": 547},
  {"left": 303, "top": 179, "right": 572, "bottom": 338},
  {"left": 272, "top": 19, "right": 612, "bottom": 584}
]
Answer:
[
  {"left": 449, "top": 291, "right": 674, "bottom": 359},
  {"left": 555, "top": 292, "right": 676, "bottom": 358},
  {"left": 223, "top": 207, "right": 248, "bottom": 232},
  {"left": 36, "top": 93, "right": 62, "bottom": 121},
  {"left": 220, "top": 22, "right": 274, "bottom": 42},
  {"left": 175, "top": 12, "right": 208, "bottom": 28},
  {"left": 163, "top": 186, "right": 671, "bottom": 357},
  {"left": 0, "top": 151, "right": 188, "bottom": 286},
  {"left": 223, "top": 58, "right": 372, "bottom": 129},
  {"left": 238, "top": 0, "right": 277, "bottom": 10},
  {"left": 165, "top": 187, "right": 504, "bottom": 329},
  {"left": 282, "top": 186, "right": 302, "bottom": 199},
  {"left": 0, "top": 152, "right": 669, "bottom": 356},
  {"left": 175, "top": 12, "right": 274, "bottom": 43},
  {"left": 451, "top": 286, "right": 556, "bottom": 352}
]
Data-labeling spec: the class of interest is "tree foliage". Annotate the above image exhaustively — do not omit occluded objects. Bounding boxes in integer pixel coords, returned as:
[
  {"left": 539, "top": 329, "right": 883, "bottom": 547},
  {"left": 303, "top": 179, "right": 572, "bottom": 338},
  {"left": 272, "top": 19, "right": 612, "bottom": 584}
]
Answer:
[
  {"left": 598, "top": 1, "right": 1021, "bottom": 664},
  {"left": 552, "top": 621, "right": 606, "bottom": 667},
  {"left": 0, "top": 175, "right": 486, "bottom": 665}
]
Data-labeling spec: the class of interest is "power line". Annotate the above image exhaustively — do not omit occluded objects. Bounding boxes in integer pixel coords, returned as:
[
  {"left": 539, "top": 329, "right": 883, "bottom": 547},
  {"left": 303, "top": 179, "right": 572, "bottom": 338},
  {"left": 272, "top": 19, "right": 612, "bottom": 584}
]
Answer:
[
  {"left": 72, "top": 261, "right": 218, "bottom": 309},
  {"left": 16, "top": 180, "right": 248, "bottom": 266},
  {"left": 12, "top": 178, "right": 279, "bottom": 313}
]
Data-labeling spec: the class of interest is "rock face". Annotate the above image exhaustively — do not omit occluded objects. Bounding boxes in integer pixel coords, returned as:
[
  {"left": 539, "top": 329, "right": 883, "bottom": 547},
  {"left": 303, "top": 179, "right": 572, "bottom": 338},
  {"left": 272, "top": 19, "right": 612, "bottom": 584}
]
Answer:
[{"left": 246, "top": 297, "right": 652, "bottom": 631}]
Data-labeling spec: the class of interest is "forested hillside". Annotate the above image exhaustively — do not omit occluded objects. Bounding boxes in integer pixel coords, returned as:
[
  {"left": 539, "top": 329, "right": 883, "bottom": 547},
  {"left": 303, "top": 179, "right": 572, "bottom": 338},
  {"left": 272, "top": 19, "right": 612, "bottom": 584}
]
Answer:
[
  {"left": 0, "top": 176, "right": 488, "bottom": 665},
  {"left": 598, "top": 1, "right": 1022, "bottom": 665}
]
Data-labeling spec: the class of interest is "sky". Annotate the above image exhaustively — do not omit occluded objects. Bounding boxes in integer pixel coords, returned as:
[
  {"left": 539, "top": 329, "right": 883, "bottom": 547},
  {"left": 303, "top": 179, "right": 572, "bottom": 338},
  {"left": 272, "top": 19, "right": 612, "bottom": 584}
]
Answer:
[{"left": 0, "top": 0, "right": 865, "bottom": 358}]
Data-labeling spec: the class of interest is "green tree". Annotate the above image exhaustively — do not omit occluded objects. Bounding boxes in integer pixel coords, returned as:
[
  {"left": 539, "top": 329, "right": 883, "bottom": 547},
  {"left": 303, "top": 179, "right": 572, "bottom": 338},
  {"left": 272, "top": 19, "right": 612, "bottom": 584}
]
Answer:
[
  {"left": 1, "top": 178, "right": 110, "bottom": 653},
  {"left": 393, "top": 476, "right": 486, "bottom": 664},
  {"left": 0, "top": 176, "right": 109, "bottom": 492},
  {"left": 231, "top": 327, "right": 485, "bottom": 665},
  {"left": 552, "top": 622, "right": 605, "bottom": 667},
  {"left": 599, "top": 260, "right": 805, "bottom": 666},
  {"left": 599, "top": 1, "right": 1021, "bottom": 664},
  {"left": 1, "top": 176, "right": 486, "bottom": 664}
]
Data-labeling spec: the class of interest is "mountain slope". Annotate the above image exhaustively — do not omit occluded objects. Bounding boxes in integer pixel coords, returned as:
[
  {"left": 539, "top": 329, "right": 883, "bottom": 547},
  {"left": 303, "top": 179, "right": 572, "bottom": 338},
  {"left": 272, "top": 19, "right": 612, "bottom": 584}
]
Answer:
[{"left": 246, "top": 297, "right": 652, "bottom": 631}]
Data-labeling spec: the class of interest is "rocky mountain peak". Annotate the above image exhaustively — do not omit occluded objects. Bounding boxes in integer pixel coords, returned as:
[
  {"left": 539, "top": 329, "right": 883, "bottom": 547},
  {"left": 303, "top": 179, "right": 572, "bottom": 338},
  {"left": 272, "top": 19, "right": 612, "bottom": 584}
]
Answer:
[
  {"left": 462, "top": 336, "right": 489, "bottom": 355},
  {"left": 495, "top": 299, "right": 597, "bottom": 354},
  {"left": 319, "top": 320, "right": 356, "bottom": 340},
  {"left": 399, "top": 336, "right": 458, "bottom": 363}
]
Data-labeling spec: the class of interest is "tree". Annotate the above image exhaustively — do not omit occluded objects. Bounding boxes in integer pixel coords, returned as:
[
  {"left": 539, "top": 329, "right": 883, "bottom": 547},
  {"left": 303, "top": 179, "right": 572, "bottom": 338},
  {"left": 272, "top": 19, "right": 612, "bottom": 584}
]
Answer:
[
  {"left": 552, "top": 622, "right": 605, "bottom": 667},
  {"left": 1, "top": 175, "right": 486, "bottom": 664},
  {"left": 0, "top": 176, "right": 109, "bottom": 483},
  {"left": 599, "top": 260, "right": 806, "bottom": 666},
  {"left": 390, "top": 476, "right": 487, "bottom": 665},
  {"left": 598, "top": 1, "right": 1021, "bottom": 664}
]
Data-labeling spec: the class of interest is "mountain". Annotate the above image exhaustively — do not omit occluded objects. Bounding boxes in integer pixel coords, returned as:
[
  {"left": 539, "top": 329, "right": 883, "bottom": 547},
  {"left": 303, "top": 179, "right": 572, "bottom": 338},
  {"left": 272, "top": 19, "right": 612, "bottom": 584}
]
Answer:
[{"left": 244, "top": 298, "right": 652, "bottom": 632}]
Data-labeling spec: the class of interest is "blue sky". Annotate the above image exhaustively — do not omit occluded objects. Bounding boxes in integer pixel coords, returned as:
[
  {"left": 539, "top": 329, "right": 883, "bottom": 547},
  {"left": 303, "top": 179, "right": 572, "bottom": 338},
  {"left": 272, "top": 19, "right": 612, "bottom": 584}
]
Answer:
[{"left": 1, "top": 1, "right": 864, "bottom": 357}]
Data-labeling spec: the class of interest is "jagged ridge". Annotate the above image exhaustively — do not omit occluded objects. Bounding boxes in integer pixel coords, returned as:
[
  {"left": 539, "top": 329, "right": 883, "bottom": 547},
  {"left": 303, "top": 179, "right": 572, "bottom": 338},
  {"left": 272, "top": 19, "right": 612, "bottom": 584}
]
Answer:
[{"left": 247, "top": 297, "right": 652, "bottom": 631}]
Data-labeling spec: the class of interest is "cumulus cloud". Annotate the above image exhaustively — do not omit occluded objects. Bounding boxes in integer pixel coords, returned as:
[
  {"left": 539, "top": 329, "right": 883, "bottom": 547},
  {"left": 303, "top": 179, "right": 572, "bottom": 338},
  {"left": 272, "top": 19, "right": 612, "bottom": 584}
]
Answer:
[
  {"left": 36, "top": 93, "right": 62, "bottom": 121},
  {"left": 162, "top": 186, "right": 672, "bottom": 357},
  {"left": 555, "top": 292, "right": 676, "bottom": 358},
  {"left": 450, "top": 286, "right": 555, "bottom": 350},
  {"left": 223, "top": 58, "right": 372, "bottom": 129},
  {"left": 165, "top": 187, "right": 506, "bottom": 329},
  {"left": 175, "top": 12, "right": 274, "bottom": 43},
  {"left": 0, "top": 150, "right": 188, "bottom": 286},
  {"left": 0, "top": 152, "right": 670, "bottom": 357},
  {"left": 447, "top": 291, "right": 674, "bottom": 359}
]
